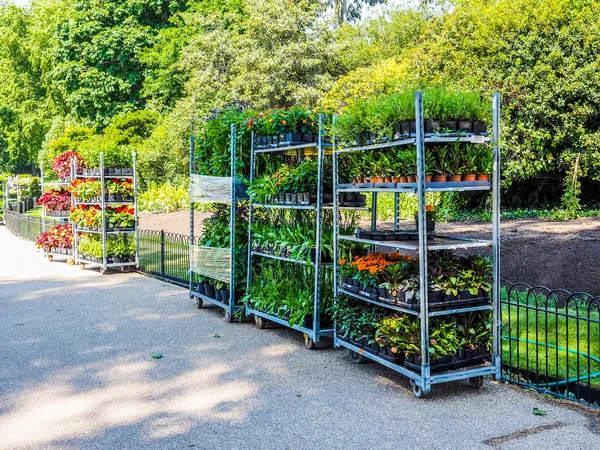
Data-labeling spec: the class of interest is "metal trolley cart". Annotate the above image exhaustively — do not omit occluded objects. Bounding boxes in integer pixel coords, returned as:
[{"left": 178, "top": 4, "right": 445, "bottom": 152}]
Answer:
[
  {"left": 332, "top": 92, "right": 502, "bottom": 396},
  {"left": 73, "top": 151, "right": 139, "bottom": 274},
  {"left": 189, "top": 125, "right": 247, "bottom": 321},
  {"left": 245, "top": 116, "right": 334, "bottom": 349}
]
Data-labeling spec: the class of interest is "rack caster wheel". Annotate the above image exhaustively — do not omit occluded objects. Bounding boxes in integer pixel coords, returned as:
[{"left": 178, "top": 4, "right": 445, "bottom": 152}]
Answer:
[
  {"left": 80, "top": 264, "right": 86, "bottom": 270},
  {"left": 99, "top": 268, "right": 107, "bottom": 275},
  {"left": 47, "top": 255, "right": 53, "bottom": 262},
  {"left": 254, "top": 315, "right": 266, "bottom": 329},
  {"left": 410, "top": 380, "right": 427, "bottom": 398},
  {"left": 348, "top": 350, "right": 364, "bottom": 364},
  {"left": 67, "top": 258, "right": 74, "bottom": 266},
  {"left": 224, "top": 312, "right": 234, "bottom": 323},
  {"left": 195, "top": 297, "right": 203, "bottom": 309},
  {"left": 303, "top": 333, "right": 316, "bottom": 350},
  {"left": 468, "top": 376, "right": 484, "bottom": 389}
]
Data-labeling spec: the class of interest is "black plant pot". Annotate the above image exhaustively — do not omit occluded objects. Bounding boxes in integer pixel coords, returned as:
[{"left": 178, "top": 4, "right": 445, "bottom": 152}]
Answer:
[
  {"left": 458, "top": 119, "right": 473, "bottom": 133},
  {"left": 107, "top": 168, "right": 115, "bottom": 175},
  {"left": 460, "top": 289, "right": 474, "bottom": 300},
  {"left": 298, "top": 192, "right": 310, "bottom": 204},
  {"left": 285, "top": 193, "right": 292, "bottom": 204},
  {"left": 290, "top": 193, "right": 298, "bottom": 204},
  {"left": 473, "top": 121, "right": 487, "bottom": 134},
  {"left": 405, "top": 291, "right": 418, "bottom": 305},
  {"left": 378, "top": 286, "right": 388, "bottom": 299},
  {"left": 205, "top": 284, "right": 216, "bottom": 299},
  {"left": 302, "top": 133, "right": 314, "bottom": 143},
  {"left": 440, "top": 120, "right": 458, "bottom": 132},
  {"left": 400, "top": 121, "right": 410, "bottom": 135},
  {"left": 428, "top": 290, "right": 445, "bottom": 303},
  {"left": 409, "top": 120, "right": 417, "bottom": 135},
  {"left": 425, "top": 119, "right": 441, "bottom": 134},
  {"left": 197, "top": 283, "right": 206, "bottom": 296},
  {"left": 427, "top": 221, "right": 435, "bottom": 233},
  {"left": 221, "top": 289, "right": 231, "bottom": 304}
]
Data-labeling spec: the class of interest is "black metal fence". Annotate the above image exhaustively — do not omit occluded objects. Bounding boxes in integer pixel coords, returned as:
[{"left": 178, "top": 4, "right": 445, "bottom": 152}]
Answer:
[
  {"left": 137, "top": 229, "right": 195, "bottom": 287},
  {"left": 501, "top": 281, "right": 600, "bottom": 407},
  {"left": 5, "top": 210, "right": 44, "bottom": 241}
]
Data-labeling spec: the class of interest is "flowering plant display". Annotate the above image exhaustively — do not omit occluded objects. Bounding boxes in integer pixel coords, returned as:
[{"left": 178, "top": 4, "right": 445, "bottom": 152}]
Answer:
[
  {"left": 70, "top": 205, "right": 135, "bottom": 229},
  {"left": 37, "top": 190, "right": 71, "bottom": 211},
  {"left": 107, "top": 206, "right": 135, "bottom": 228},
  {"left": 106, "top": 179, "right": 133, "bottom": 196},
  {"left": 69, "top": 179, "right": 102, "bottom": 201},
  {"left": 52, "top": 151, "right": 84, "bottom": 179},
  {"left": 35, "top": 225, "right": 73, "bottom": 251},
  {"left": 70, "top": 205, "right": 102, "bottom": 228}
]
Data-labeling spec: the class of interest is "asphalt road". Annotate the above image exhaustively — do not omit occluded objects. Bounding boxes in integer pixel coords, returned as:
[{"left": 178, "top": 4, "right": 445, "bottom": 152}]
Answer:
[{"left": 0, "top": 226, "right": 599, "bottom": 450}]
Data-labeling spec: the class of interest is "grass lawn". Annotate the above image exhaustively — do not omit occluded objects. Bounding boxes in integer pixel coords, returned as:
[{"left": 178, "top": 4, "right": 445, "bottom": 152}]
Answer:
[{"left": 501, "top": 288, "right": 600, "bottom": 389}]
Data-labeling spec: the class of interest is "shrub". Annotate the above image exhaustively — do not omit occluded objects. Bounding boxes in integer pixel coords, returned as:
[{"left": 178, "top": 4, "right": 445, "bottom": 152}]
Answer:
[{"left": 139, "top": 182, "right": 189, "bottom": 213}]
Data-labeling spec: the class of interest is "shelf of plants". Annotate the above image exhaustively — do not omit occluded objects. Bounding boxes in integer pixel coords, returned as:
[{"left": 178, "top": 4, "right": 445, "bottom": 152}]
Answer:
[
  {"left": 70, "top": 152, "right": 138, "bottom": 275},
  {"left": 35, "top": 152, "right": 79, "bottom": 263},
  {"left": 244, "top": 113, "right": 351, "bottom": 350},
  {"left": 332, "top": 90, "right": 501, "bottom": 397},
  {"left": 189, "top": 124, "right": 249, "bottom": 321}
]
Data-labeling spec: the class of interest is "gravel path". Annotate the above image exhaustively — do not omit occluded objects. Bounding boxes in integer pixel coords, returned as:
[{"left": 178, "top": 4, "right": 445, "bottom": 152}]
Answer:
[{"left": 0, "top": 226, "right": 599, "bottom": 450}]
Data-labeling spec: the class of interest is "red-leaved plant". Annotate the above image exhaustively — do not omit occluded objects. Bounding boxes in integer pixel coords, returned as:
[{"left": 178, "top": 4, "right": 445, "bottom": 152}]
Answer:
[
  {"left": 52, "top": 151, "right": 84, "bottom": 179},
  {"left": 37, "top": 190, "right": 71, "bottom": 211},
  {"left": 35, "top": 225, "right": 74, "bottom": 251}
]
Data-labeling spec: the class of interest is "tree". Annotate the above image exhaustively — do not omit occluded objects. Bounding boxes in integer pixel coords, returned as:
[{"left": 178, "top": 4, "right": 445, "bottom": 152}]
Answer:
[{"left": 47, "top": 0, "right": 187, "bottom": 125}]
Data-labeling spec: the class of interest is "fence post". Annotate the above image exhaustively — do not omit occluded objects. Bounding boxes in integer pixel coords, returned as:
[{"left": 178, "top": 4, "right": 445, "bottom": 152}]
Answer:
[{"left": 160, "top": 230, "right": 165, "bottom": 279}]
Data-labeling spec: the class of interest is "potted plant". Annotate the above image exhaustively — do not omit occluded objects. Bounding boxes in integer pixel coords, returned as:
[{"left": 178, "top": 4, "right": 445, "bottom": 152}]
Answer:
[
  {"left": 447, "top": 139, "right": 465, "bottom": 182},
  {"left": 461, "top": 144, "right": 478, "bottom": 181}
]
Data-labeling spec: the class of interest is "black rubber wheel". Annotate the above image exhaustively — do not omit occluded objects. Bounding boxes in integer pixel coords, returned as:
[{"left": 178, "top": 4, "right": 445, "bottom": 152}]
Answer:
[
  {"left": 195, "top": 297, "right": 203, "bottom": 309},
  {"left": 99, "top": 268, "right": 107, "bottom": 275},
  {"left": 303, "top": 333, "right": 316, "bottom": 350},
  {"left": 254, "top": 315, "right": 266, "bottom": 329},
  {"left": 468, "top": 376, "right": 484, "bottom": 389},
  {"left": 410, "top": 379, "right": 427, "bottom": 398},
  {"left": 348, "top": 350, "right": 364, "bottom": 364}
]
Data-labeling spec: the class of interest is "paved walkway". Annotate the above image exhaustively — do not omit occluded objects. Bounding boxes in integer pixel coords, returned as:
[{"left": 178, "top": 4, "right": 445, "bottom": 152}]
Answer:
[{"left": 0, "top": 226, "right": 599, "bottom": 450}]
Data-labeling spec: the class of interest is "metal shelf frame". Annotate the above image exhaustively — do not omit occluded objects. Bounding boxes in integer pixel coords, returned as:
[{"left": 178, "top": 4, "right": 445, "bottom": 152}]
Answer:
[
  {"left": 332, "top": 91, "right": 502, "bottom": 394},
  {"left": 72, "top": 151, "right": 139, "bottom": 274},
  {"left": 40, "top": 160, "right": 74, "bottom": 262},
  {"left": 245, "top": 116, "right": 333, "bottom": 346},
  {"left": 189, "top": 125, "right": 245, "bottom": 319}
]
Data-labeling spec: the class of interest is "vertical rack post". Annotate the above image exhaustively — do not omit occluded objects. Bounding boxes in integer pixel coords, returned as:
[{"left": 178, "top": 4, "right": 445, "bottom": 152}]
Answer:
[
  {"left": 246, "top": 132, "right": 256, "bottom": 298},
  {"left": 332, "top": 115, "right": 339, "bottom": 340},
  {"left": 133, "top": 151, "right": 139, "bottom": 268},
  {"left": 415, "top": 91, "right": 431, "bottom": 393},
  {"left": 189, "top": 133, "right": 195, "bottom": 294},
  {"left": 312, "top": 114, "right": 325, "bottom": 342},
  {"left": 100, "top": 152, "right": 107, "bottom": 271},
  {"left": 393, "top": 192, "right": 400, "bottom": 231},
  {"left": 229, "top": 124, "right": 237, "bottom": 318},
  {"left": 492, "top": 92, "right": 502, "bottom": 378}
]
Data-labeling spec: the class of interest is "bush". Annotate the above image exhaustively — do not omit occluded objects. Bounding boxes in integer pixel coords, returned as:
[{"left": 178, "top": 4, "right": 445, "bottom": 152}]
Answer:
[{"left": 139, "top": 182, "right": 189, "bottom": 213}]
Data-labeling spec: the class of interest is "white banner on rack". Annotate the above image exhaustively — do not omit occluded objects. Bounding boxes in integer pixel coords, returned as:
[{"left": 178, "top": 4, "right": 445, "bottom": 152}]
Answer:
[
  {"left": 190, "top": 245, "right": 231, "bottom": 283},
  {"left": 191, "top": 174, "right": 232, "bottom": 203}
]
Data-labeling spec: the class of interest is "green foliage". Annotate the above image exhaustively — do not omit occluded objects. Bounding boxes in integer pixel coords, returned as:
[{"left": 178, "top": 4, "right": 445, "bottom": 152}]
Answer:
[{"left": 139, "top": 182, "right": 188, "bottom": 213}]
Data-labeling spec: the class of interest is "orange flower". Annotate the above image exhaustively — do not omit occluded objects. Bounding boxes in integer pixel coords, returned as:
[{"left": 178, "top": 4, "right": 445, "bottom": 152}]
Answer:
[
  {"left": 339, "top": 259, "right": 346, "bottom": 265},
  {"left": 426, "top": 205, "right": 434, "bottom": 212},
  {"left": 281, "top": 120, "right": 287, "bottom": 125}
]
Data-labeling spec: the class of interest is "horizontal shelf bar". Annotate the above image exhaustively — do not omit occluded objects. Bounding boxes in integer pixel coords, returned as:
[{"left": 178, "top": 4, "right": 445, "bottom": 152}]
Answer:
[
  {"left": 74, "top": 201, "right": 134, "bottom": 206},
  {"left": 338, "top": 235, "right": 492, "bottom": 251},
  {"left": 429, "top": 363, "right": 496, "bottom": 385},
  {"left": 252, "top": 203, "right": 317, "bottom": 210},
  {"left": 254, "top": 142, "right": 318, "bottom": 154},
  {"left": 338, "top": 135, "right": 490, "bottom": 154},
  {"left": 428, "top": 305, "right": 493, "bottom": 317},
  {"left": 245, "top": 307, "right": 334, "bottom": 340},
  {"left": 251, "top": 251, "right": 315, "bottom": 266},
  {"left": 76, "top": 258, "right": 137, "bottom": 268},
  {"left": 76, "top": 228, "right": 135, "bottom": 234},
  {"left": 44, "top": 251, "right": 73, "bottom": 257},
  {"left": 336, "top": 181, "right": 491, "bottom": 193},
  {"left": 340, "top": 287, "right": 492, "bottom": 317},
  {"left": 76, "top": 174, "right": 134, "bottom": 179},
  {"left": 339, "top": 288, "right": 419, "bottom": 315},
  {"left": 333, "top": 337, "right": 422, "bottom": 383},
  {"left": 190, "top": 289, "right": 243, "bottom": 311}
]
